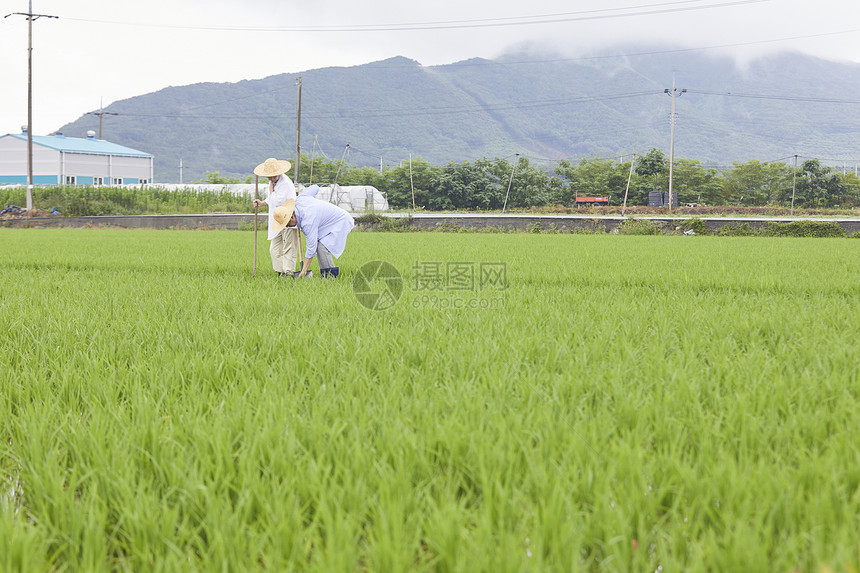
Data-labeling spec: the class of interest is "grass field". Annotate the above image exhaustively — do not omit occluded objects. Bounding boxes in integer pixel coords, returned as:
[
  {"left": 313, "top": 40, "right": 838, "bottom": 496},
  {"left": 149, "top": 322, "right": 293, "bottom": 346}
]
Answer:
[{"left": 1, "top": 229, "right": 859, "bottom": 572}]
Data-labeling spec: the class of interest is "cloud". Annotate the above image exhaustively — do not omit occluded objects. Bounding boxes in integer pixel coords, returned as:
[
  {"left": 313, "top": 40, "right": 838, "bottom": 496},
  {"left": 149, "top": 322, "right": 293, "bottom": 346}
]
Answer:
[{"left": 1, "top": 0, "right": 857, "bottom": 136}]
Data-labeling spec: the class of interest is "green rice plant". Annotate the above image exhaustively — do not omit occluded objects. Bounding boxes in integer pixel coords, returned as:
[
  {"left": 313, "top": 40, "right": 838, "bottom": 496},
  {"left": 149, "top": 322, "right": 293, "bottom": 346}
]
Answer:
[{"left": 1, "top": 230, "right": 859, "bottom": 571}]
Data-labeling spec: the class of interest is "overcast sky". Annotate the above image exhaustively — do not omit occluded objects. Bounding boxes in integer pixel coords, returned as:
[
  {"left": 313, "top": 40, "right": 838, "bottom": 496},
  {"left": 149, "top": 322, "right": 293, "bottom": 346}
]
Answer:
[{"left": 1, "top": 0, "right": 858, "bottom": 137}]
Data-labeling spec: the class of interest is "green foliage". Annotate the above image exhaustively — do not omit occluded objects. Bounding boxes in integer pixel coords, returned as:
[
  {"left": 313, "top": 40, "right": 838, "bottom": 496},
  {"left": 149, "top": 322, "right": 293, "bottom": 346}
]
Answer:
[
  {"left": 759, "top": 221, "right": 847, "bottom": 238},
  {"left": 429, "top": 221, "right": 469, "bottom": 233},
  {"left": 720, "top": 160, "right": 792, "bottom": 206},
  {"left": 715, "top": 222, "right": 757, "bottom": 236},
  {"left": 617, "top": 217, "right": 660, "bottom": 235},
  {"left": 196, "top": 171, "right": 250, "bottom": 184},
  {"left": 679, "top": 217, "right": 708, "bottom": 235},
  {"left": 3, "top": 154, "right": 858, "bottom": 218},
  {"left": 672, "top": 159, "right": 722, "bottom": 205},
  {"left": 570, "top": 225, "right": 606, "bottom": 235},
  {"left": 556, "top": 157, "right": 632, "bottom": 206},
  {"left": 0, "top": 186, "right": 254, "bottom": 216},
  {"left": 634, "top": 148, "right": 668, "bottom": 197},
  {"left": 353, "top": 213, "right": 414, "bottom": 232},
  {"left": 635, "top": 148, "right": 667, "bottom": 178},
  {"left": 477, "top": 225, "right": 507, "bottom": 233},
  {"left": 429, "top": 160, "right": 500, "bottom": 210},
  {"left": 353, "top": 213, "right": 384, "bottom": 225},
  {"left": 782, "top": 159, "right": 851, "bottom": 208},
  {"left": 377, "top": 216, "right": 415, "bottom": 232}
]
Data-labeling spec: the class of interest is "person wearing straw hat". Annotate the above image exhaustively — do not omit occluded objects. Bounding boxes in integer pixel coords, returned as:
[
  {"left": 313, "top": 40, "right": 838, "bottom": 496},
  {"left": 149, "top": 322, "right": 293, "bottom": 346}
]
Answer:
[
  {"left": 252, "top": 158, "right": 301, "bottom": 277},
  {"left": 273, "top": 184, "right": 354, "bottom": 279}
]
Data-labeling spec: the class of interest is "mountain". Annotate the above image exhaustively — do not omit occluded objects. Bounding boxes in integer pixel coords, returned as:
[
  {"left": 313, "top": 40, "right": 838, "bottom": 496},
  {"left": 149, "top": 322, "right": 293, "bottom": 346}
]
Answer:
[{"left": 56, "top": 50, "right": 860, "bottom": 183}]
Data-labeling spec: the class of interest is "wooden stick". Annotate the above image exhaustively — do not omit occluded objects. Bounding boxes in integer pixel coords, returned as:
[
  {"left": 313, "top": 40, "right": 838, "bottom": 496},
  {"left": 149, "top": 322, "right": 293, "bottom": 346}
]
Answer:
[
  {"left": 254, "top": 175, "right": 258, "bottom": 276},
  {"left": 297, "top": 227, "right": 303, "bottom": 274}
]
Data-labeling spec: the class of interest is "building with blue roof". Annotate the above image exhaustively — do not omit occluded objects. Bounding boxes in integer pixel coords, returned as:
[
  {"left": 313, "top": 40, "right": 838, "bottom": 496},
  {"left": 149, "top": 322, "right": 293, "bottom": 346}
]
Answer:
[{"left": 0, "top": 129, "right": 154, "bottom": 186}]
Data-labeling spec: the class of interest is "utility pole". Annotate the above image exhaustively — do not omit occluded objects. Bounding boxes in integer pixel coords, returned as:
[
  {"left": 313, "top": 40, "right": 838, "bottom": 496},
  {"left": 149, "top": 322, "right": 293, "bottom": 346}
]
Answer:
[
  {"left": 90, "top": 111, "right": 119, "bottom": 139},
  {"left": 294, "top": 76, "right": 302, "bottom": 185},
  {"left": 179, "top": 158, "right": 184, "bottom": 185},
  {"left": 5, "top": 2, "right": 57, "bottom": 210},
  {"left": 664, "top": 74, "right": 686, "bottom": 211},
  {"left": 309, "top": 135, "right": 317, "bottom": 184},
  {"left": 791, "top": 155, "right": 797, "bottom": 216},
  {"left": 89, "top": 101, "right": 118, "bottom": 139},
  {"left": 622, "top": 131, "right": 638, "bottom": 217},
  {"left": 409, "top": 153, "right": 415, "bottom": 212},
  {"left": 502, "top": 154, "right": 520, "bottom": 214},
  {"left": 333, "top": 143, "right": 349, "bottom": 204}
]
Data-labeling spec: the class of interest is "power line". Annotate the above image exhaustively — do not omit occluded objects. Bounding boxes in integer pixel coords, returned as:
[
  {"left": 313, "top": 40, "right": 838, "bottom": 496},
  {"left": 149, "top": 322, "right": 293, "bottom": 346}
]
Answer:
[
  {"left": 102, "top": 91, "right": 663, "bottom": 121},
  {"left": 61, "top": 0, "right": 770, "bottom": 32},
  {"left": 688, "top": 89, "right": 860, "bottom": 104}
]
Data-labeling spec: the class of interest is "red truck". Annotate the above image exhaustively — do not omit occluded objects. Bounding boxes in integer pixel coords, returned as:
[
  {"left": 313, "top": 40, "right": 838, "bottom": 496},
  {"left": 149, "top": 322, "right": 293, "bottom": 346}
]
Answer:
[{"left": 574, "top": 196, "right": 610, "bottom": 207}]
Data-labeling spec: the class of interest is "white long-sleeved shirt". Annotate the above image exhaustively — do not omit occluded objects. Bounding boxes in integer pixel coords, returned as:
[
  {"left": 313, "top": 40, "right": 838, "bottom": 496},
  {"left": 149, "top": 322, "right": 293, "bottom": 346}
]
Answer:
[
  {"left": 264, "top": 174, "right": 297, "bottom": 240},
  {"left": 294, "top": 185, "right": 355, "bottom": 259}
]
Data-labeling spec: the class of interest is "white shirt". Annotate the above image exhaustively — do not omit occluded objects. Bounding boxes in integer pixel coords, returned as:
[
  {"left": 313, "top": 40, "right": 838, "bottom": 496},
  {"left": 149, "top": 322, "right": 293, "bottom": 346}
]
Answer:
[
  {"left": 294, "top": 185, "right": 355, "bottom": 259},
  {"left": 263, "top": 174, "right": 296, "bottom": 240}
]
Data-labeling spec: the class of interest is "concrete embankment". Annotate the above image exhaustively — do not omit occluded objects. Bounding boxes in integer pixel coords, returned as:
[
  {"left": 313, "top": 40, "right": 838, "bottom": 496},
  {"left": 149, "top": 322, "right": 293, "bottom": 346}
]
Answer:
[{"left": 3, "top": 212, "right": 860, "bottom": 234}]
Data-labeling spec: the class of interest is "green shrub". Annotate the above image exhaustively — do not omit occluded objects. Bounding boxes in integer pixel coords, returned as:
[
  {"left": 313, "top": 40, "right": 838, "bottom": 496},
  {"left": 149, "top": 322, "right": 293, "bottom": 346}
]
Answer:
[
  {"left": 528, "top": 223, "right": 543, "bottom": 234},
  {"left": 760, "top": 221, "right": 846, "bottom": 238},
  {"left": 1, "top": 185, "right": 255, "bottom": 216},
  {"left": 715, "top": 222, "right": 756, "bottom": 236},
  {"left": 571, "top": 226, "right": 605, "bottom": 235},
  {"left": 378, "top": 216, "right": 414, "bottom": 232},
  {"left": 679, "top": 217, "right": 708, "bottom": 235},
  {"left": 617, "top": 218, "right": 660, "bottom": 235},
  {"left": 354, "top": 213, "right": 383, "bottom": 225}
]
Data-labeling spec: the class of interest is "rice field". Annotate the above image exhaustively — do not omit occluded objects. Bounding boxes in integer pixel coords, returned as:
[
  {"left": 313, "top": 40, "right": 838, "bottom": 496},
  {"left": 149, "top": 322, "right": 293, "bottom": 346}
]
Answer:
[{"left": 1, "top": 229, "right": 859, "bottom": 572}]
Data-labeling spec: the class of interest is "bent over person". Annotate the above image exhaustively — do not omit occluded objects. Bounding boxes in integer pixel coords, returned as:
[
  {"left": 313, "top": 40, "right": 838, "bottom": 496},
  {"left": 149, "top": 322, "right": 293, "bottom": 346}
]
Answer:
[
  {"left": 273, "top": 184, "right": 354, "bottom": 278},
  {"left": 252, "top": 158, "right": 299, "bottom": 276}
]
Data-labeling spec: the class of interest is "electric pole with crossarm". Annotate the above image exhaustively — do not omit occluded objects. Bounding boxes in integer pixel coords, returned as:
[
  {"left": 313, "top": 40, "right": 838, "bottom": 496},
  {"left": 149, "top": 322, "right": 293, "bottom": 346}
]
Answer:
[
  {"left": 664, "top": 74, "right": 686, "bottom": 211},
  {"left": 5, "top": 2, "right": 58, "bottom": 211}
]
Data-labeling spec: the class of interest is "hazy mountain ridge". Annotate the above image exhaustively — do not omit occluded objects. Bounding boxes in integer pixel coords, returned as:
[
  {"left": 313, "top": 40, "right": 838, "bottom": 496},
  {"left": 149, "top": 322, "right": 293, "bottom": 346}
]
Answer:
[{"left": 56, "top": 50, "right": 860, "bottom": 182}]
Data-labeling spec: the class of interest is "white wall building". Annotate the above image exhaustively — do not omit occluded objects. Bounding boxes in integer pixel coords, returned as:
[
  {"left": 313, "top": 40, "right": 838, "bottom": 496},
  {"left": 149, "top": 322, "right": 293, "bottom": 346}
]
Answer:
[{"left": 0, "top": 130, "right": 153, "bottom": 186}]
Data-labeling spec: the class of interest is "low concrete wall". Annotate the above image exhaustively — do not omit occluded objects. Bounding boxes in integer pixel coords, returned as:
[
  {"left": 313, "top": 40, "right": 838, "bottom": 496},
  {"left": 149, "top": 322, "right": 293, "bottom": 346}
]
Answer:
[
  {"left": 381, "top": 214, "right": 860, "bottom": 234},
  {"left": 3, "top": 213, "right": 860, "bottom": 234}
]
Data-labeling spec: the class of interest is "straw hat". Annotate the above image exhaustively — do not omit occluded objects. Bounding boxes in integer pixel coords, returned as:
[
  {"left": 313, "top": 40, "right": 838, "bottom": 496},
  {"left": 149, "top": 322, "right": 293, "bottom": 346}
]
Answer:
[
  {"left": 254, "top": 157, "right": 292, "bottom": 177},
  {"left": 271, "top": 199, "right": 296, "bottom": 235}
]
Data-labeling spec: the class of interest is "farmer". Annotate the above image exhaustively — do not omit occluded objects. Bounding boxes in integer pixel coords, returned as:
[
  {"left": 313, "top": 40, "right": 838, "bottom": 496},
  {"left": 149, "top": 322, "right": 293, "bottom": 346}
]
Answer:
[
  {"left": 252, "top": 157, "right": 299, "bottom": 276},
  {"left": 272, "top": 184, "right": 354, "bottom": 278}
]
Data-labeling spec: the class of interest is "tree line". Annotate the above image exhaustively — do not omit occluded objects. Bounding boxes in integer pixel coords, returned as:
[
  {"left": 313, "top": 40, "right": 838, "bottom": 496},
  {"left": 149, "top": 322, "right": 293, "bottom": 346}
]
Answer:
[{"left": 216, "top": 149, "right": 856, "bottom": 210}]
